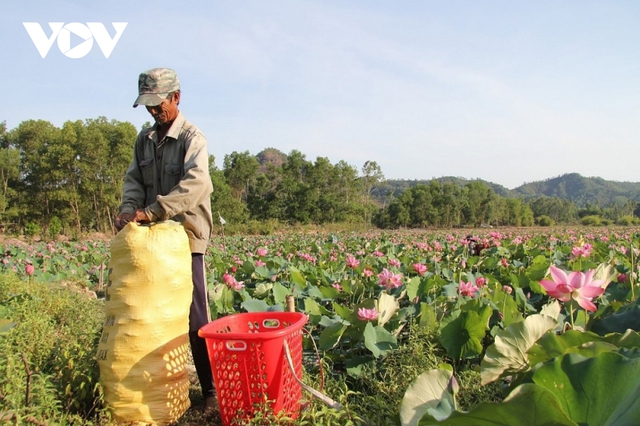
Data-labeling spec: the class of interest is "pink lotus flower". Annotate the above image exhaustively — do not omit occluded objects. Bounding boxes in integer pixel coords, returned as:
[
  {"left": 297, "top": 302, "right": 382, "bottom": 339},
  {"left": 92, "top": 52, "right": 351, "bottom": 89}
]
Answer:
[
  {"left": 357, "top": 307, "right": 379, "bottom": 321},
  {"left": 346, "top": 255, "right": 360, "bottom": 269},
  {"left": 25, "top": 264, "right": 35, "bottom": 276},
  {"left": 222, "top": 273, "right": 235, "bottom": 285},
  {"left": 255, "top": 260, "right": 266, "bottom": 267},
  {"left": 539, "top": 266, "right": 606, "bottom": 312},
  {"left": 501, "top": 258, "right": 509, "bottom": 268},
  {"left": 458, "top": 281, "right": 479, "bottom": 297},
  {"left": 572, "top": 244, "right": 593, "bottom": 259},
  {"left": 372, "top": 250, "right": 385, "bottom": 257},
  {"left": 363, "top": 269, "right": 374, "bottom": 278},
  {"left": 331, "top": 283, "right": 343, "bottom": 291},
  {"left": 256, "top": 248, "right": 268, "bottom": 257},
  {"left": 389, "top": 258, "right": 401, "bottom": 268},
  {"left": 223, "top": 273, "right": 244, "bottom": 291},
  {"left": 475, "top": 276, "right": 487, "bottom": 287},
  {"left": 618, "top": 273, "right": 628, "bottom": 283},
  {"left": 412, "top": 263, "right": 427, "bottom": 276},
  {"left": 378, "top": 268, "right": 403, "bottom": 290},
  {"left": 502, "top": 285, "right": 513, "bottom": 295}
]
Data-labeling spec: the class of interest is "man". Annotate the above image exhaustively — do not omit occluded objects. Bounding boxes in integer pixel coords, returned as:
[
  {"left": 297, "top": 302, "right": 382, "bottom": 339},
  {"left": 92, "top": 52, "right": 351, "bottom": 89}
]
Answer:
[{"left": 115, "top": 67, "right": 216, "bottom": 415}]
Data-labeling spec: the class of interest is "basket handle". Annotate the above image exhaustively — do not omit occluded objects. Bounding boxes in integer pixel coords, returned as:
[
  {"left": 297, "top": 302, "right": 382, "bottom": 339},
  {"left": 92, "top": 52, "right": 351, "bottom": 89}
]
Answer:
[
  {"left": 225, "top": 340, "right": 247, "bottom": 351},
  {"left": 262, "top": 319, "right": 280, "bottom": 328},
  {"left": 283, "top": 340, "right": 342, "bottom": 410}
]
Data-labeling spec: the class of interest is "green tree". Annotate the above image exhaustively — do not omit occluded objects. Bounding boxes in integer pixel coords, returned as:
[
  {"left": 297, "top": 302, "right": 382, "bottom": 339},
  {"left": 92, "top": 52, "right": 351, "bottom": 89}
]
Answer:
[
  {"left": 80, "top": 118, "right": 137, "bottom": 232},
  {"left": 528, "top": 197, "right": 578, "bottom": 223},
  {"left": 223, "top": 151, "right": 260, "bottom": 202},
  {"left": 439, "top": 182, "right": 462, "bottom": 228},
  {"left": 463, "top": 181, "right": 497, "bottom": 227},
  {"left": 361, "top": 160, "right": 385, "bottom": 224},
  {"left": 0, "top": 132, "right": 20, "bottom": 227},
  {"left": 5, "top": 120, "right": 61, "bottom": 230},
  {"left": 209, "top": 155, "right": 249, "bottom": 226}
]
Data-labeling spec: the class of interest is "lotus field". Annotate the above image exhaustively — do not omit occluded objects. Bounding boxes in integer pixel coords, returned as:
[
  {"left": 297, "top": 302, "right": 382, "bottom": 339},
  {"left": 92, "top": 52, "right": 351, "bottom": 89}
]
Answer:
[{"left": 2, "top": 226, "right": 640, "bottom": 425}]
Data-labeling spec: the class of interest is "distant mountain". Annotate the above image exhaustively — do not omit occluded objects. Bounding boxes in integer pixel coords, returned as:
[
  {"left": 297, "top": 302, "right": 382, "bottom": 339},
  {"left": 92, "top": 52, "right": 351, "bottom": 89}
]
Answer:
[
  {"left": 374, "top": 173, "right": 640, "bottom": 207},
  {"left": 512, "top": 173, "right": 640, "bottom": 206},
  {"left": 256, "top": 148, "right": 287, "bottom": 173},
  {"left": 437, "top": 176, "right": 512, "bottom": 198},
  {"left": 372, "top": 177, "right": 512, "bottom": 201}
]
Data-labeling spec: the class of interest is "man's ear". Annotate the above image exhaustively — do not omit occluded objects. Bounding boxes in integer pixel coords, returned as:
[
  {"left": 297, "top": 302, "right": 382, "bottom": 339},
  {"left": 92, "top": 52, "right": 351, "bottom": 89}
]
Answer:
[{"left": 172, "top": 91, "right": 181, "bottom": 105}]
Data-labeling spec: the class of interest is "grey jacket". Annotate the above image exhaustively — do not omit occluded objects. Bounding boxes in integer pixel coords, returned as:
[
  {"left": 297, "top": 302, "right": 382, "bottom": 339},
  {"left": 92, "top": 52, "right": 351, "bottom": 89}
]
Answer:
[{"left": 118, "top": 112, "right": 213, "bottom": 253}]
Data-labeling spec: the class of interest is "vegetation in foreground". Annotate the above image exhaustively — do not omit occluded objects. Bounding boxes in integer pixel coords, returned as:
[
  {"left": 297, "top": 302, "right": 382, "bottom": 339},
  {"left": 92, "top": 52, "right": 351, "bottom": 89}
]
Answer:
[
  {"left": 2, "top": 226, "right": 640, "bottom": 424},
  {"left": 0, "top": 274, "right": 500, "bottom": 425}
]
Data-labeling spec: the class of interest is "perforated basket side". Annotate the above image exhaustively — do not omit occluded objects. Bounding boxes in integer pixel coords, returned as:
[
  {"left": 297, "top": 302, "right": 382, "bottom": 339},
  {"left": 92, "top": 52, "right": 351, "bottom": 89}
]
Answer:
[{"left": 199, "top": 312, "right": 308, "bottom": 425}]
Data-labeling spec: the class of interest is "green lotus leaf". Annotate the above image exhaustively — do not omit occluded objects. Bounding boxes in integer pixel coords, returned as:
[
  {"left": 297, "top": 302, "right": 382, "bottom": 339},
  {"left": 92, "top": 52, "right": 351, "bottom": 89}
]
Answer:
[
  {"left": 254, "top": 265, "right": 273, "bottom": 279},
  {"left": 417, "top": 383, "right": 576, "bottom": 426},
  {"left": 242, "top": 260, "right": 255, "bottom": 275},
  {"left": 240, "top": 299, "right": 270, "bottom": 312},
  {"left": 318, "top": 322, "right": 347, "bottom": 350},
  {"left": 590, "top": 300, "right": 640, "bottom": 335},
  {"left": 484, "top": 286, "right": 523, "bottom": 327},
  {"left": 539, "top": 301, "right": 561, "bottom": 320},
  {"left": 377, "top": 292, "right": 399, "bottom": 327},
  {"left": 407, "top": 276, "right": 422, "bottom": 301},
  {"left": 593, "top": 262, "right": 617, "bottom": 290},
  {"left": 333, "top": 302, "right": 355, "bottom": 321},
  {"left": 254, "top": 282, "right": 273, "bottom": 298},
  {"left": 272, "top": 282, "right": 290, "bottom": 304},
  {"left": 304, "top": 298, "right": 331, "bottom": 317},
  {"left": 481, "top": 311, "right": 558, "bottom": 385},
  {"left": 363, "top": 322, "right": 397, "bottom": 358},
  {"left": 288, "top": 266, "right": 307, "bottom": 288},
  {"left": 460, "top": 299, "right": 492, "bottom": 328},
  {"left": 524, "top": 259, "right": 550, "bottom": 281},
  {"left": 532, "top": 352, "right": 640, "bottom": 425},
  {"left": 400, "top": 368, "right": 456, "bottom": 426},
  {"left": 527, "top": 329, "right": 640, "bottom": 366},
  {"left": 419, "top": 302, "right": 438, "bottom": 329},
  {"left": 602, "top": 328, "right": 640, "bottom": 348},
  {"left": 346, "top": 355, "right": 375, "bottom": 377},
  {"left": 439, "top": 310, "right": 486, "bottom": 360}
]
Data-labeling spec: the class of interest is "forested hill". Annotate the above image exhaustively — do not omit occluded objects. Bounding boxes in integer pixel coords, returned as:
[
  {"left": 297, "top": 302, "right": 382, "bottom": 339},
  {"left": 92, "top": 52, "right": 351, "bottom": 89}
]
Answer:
[
  {"left": 371, "top": 177, "right": 512, "bottom": 203},
  {"left": 374, "top": 173, "right": 640, "bottom": 207},
  {"left": 512, "top": 173, "right": 640, "bottom": 206}
]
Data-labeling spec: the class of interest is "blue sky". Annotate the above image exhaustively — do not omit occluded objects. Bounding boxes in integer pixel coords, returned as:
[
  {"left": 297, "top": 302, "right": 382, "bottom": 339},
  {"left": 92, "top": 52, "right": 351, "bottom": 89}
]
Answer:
[{"left": 2, "top": 1, "right": 639, "bottom": 189}]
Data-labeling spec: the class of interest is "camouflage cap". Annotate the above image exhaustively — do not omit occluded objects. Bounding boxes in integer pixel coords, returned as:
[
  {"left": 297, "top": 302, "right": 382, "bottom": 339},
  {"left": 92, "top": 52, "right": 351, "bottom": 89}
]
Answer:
[{"left": 133, "top": 68, "right": 180, "bottom": 108}]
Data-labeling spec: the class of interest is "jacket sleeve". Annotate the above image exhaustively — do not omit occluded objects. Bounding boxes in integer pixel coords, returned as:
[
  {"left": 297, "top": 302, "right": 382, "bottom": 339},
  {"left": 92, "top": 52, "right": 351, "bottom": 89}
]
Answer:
[
  {"left": 118, "top": 134, "right": 147, "bottom": 215},
  {"left": 146, "top": 129, "right": 213, "bottom": 220}
]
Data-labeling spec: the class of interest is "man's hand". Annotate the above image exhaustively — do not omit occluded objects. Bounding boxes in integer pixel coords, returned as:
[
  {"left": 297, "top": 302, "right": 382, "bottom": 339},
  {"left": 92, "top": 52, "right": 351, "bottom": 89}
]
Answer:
[
  {"left": 115, "top": 210, "right": 151, "bottom": 232},
  {"left": 115, "top": 213, "right": 135, "bottom": 232},
  {"left": 133, "top": 209, "right": 152, "bottom": 224}
]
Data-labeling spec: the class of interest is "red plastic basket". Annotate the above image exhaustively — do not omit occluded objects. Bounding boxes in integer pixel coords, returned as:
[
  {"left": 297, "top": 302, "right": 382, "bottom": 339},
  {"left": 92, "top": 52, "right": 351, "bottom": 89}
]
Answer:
[{"left": 198, "top": 312, "right": 308, "bottom": 425}]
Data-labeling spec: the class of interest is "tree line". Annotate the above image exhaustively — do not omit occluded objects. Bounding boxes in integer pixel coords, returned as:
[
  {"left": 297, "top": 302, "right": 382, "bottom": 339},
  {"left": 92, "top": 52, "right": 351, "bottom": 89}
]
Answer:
[{"left": 0, "top": 119, "right": 636, "bottom": 237}]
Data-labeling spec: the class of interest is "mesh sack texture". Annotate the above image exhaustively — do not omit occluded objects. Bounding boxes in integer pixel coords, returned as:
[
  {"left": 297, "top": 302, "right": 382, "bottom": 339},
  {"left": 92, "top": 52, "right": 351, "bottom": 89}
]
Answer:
[{"left": 97, "top": 221, "right": 193, "bottom": 425}]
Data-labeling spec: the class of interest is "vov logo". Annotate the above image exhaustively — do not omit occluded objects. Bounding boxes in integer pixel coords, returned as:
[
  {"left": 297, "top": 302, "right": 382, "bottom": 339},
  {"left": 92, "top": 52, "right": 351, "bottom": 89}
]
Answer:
[{"left": 23, "top": 22, "right": 127, "bottom": 59}]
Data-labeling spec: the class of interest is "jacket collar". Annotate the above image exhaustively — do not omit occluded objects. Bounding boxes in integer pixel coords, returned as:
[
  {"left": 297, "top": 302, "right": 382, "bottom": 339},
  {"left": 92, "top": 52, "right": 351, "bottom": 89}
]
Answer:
[
  {"left": 149, "top": 111, "right": 185, "bottom": 143},
  {"left": 164, "top": 111, "right": 185, "bottom": 140}
]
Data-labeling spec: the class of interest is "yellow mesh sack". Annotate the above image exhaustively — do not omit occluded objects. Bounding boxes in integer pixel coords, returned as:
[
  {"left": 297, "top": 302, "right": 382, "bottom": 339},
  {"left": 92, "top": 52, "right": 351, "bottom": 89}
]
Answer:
[{"left": 97, "top": 221, "right": 193, "bottom": 425}]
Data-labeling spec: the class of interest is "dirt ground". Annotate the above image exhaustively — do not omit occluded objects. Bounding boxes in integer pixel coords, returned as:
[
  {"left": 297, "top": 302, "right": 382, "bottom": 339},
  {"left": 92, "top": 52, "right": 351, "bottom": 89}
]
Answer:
[{"left": 172, "top": 364, "right": 223, "bottom": 425}]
